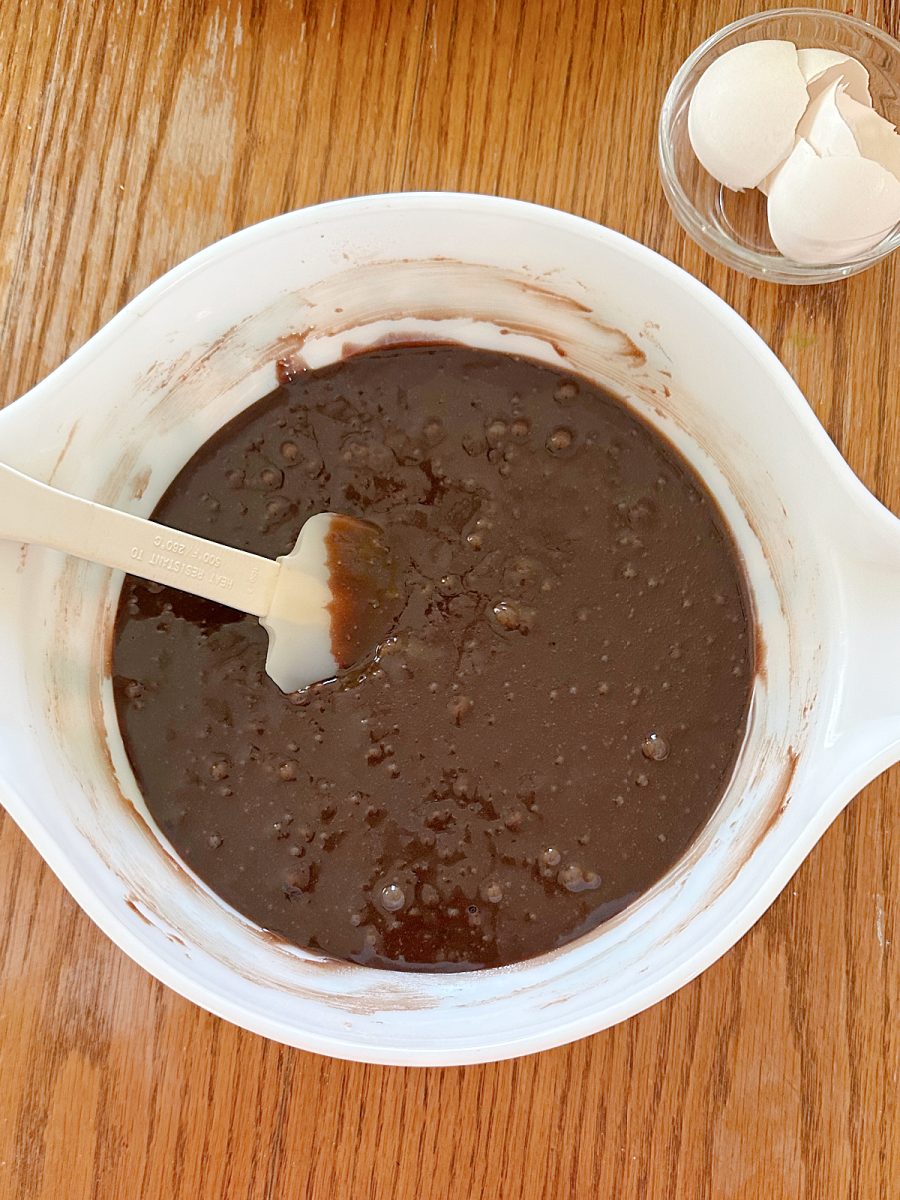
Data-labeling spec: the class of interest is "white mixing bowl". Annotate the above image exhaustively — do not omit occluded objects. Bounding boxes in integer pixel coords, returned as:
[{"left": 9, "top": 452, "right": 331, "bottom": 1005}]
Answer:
[{"left": 0, "top": 194, "right": 897, "bottom": 1065}]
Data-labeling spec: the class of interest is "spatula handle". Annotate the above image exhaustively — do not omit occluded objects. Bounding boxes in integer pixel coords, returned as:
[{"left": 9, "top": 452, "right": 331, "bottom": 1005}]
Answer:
[{"left": 0, "top": 461, "right": 279, "bottom": 616}]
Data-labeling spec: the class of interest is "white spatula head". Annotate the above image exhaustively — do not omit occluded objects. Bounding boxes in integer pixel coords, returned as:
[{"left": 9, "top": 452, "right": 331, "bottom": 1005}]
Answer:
[{"left": 262, "top": 512, "right": 401, "bottom": 694}]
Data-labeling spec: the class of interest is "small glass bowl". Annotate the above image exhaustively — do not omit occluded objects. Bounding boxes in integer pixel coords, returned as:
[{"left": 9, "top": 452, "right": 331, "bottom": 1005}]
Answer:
[{"left": 658, "top": 8, "right": 900, "bottom": 283}]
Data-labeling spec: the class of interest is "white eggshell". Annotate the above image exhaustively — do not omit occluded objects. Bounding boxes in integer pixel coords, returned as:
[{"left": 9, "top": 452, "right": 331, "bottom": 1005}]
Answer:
[
  {"left": 758, "top": 149, "right": 793, "bottom": 197},
  {"left": 796, "top": 80, "right": 860, "bottom": 157},
  {"left": 688, "top": 40, "right": 810, "bottom": 190},
  {"left": 835, "top": 90, "right": 900, "bottom": 183},
  {"left": 767, "top": 138, "right": 900, "bottom": 264},
  {"left": 797, "top": 47, "right": 872, "bottom": 106}
]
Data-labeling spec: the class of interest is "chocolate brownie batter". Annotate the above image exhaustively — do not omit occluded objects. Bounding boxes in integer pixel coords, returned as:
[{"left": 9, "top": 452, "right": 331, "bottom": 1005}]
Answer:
[
  {"left": 324, "top": 515, "right": 402, "bottom": 670},
  {"left": 113, "top": 344, "right": 753, "bottom": 971}
]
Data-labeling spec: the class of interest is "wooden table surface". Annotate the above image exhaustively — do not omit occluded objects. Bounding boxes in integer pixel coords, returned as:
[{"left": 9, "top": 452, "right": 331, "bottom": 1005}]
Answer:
[{"left": 0, "top": 2, "right": 897, "bottom": 1197}]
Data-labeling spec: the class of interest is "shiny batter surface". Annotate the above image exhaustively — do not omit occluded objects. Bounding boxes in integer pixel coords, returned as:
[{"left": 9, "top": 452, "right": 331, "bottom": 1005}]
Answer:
[{"left": 113, "top": 345, "right": 752, "bottom": 970}]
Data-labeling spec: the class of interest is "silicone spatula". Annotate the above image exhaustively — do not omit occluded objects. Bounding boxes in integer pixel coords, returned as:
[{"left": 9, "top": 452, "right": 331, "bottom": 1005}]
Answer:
[{"left": 0, "top": 460, "right": 397, "bottom": 692}]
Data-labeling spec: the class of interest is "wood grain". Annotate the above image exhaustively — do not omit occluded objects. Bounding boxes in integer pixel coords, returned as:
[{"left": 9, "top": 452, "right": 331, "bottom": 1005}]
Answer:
[{"left": 0, "top": 2, "right": 897, "bottom": 1197}]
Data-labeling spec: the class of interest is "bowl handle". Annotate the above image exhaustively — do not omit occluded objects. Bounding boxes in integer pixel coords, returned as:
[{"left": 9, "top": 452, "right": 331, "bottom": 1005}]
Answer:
[{"left": 825, "top": 509, "right": 900, "bottom": 787}]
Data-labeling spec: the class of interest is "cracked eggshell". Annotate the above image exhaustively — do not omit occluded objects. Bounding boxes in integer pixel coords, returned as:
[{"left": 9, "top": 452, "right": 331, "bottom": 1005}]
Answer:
[
  {"left": 688, "top": 40, "right": 810, "bottom": 190},
  {"left": 797, "top": 47, "right": 872, "bottom": 106},
  {"left": 758, "top": 154, "right": 790, "bottom": 197},
  {"left": 767, "top": 138, "right": 900, "bottom": 264},
  {"left": 796, "top": 80, "right": 860, "bottom": 158},
  {"left": 835, "top": 90, "right": 900, "bottom": 183},
  {"left": 764, "top": 79, "right": 900, "bottom": 197}
]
